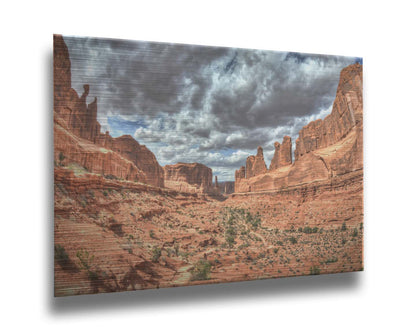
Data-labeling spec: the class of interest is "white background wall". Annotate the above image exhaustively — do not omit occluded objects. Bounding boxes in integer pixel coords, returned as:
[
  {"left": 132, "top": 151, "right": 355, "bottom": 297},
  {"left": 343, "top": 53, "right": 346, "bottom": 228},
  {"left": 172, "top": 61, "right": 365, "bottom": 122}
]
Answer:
[{"left": 1, "top": 0, "right": 415, "bottom": 332}]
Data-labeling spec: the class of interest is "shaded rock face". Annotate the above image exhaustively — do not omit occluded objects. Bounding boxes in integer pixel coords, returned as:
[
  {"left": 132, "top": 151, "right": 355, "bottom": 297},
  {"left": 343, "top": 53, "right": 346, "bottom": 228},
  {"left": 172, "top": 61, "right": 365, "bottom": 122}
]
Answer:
[
  {"left": 217, "top": 181, "right": 235, "bottom": 194},
  {"left": 105, "top": 135, "right": 164, "bottom": 187},
  {"left": 54, "top": 122, "right": 147, "bottom": 183},
  {"left": 53, "top": 35, "right": 164, "bottom": 187},
  {"left": 164, "top": 163, "right": 213, "bottom": 193},
  {"left": 270, "top": 136, "right": 292, "bottom": 170},
  {"left": 235, "top": 166, "right": 247, "bottom": 193},
  {"left": 234, "top": 63, "right": 363, "bottom": 193}
]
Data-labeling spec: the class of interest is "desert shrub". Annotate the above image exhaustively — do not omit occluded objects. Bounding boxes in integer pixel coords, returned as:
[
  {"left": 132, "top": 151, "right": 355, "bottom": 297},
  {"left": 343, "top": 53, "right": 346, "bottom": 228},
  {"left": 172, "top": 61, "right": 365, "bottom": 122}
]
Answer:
[
  {"left": 103, "top": 190, "right": 108, "bottom": 197},
  {"left": 75, "top": 249, "right": 99, "bottom": 280},
  {"left": 174, "top": 243, "right": 180, "bottom": 256},
  {"left": 151, "top": 246, "right": 162, "bottom": 262},
  {"left": 303, "top": 226, "right": 319, "bottom": 234},
  {"left": 245, "top": 211, "right": 261, "bottom": 230},
  {"left": 149, "top": 230, "right": 156, "bottom": 239},
  {"left": 109, "top": 223, "right": 124, "bottom": 237},
  {"left": 54, "top": 244, "right": 69, "bottom": 263},
  {"left": 325, "top": 257, "right": 338, "bottom": 264},
  {"left": 298, "top": 227, "right": 303, "bottom": 232},
  {"left": 289, "top": 236, "right": 298, "bottom": 244},
  {"left": 225, "top": 226, "right": 236, "bottom": 247},
  {"left": 76, "top": 249, "right": 95, "bottom": 271},
  {"left": 54, "top": 244, "right": 78, "bottom": 272},
  {"left": 303, "top": 226, "right": 312, "bottom": 234},
  {"left": 341, "top": 222, "right": 347, "bottom": 231},
  {"left": 191, "top": 259, "right": 212, "bottom": 281},
  {"left": 310, "top": 266, "right": 321, "bottom": 275},
  {"left": 352, "top": 228, "right": 358, "bottom": 237},
  {"left": 58, "top": 152, "right": 65, "bottom": 164}
]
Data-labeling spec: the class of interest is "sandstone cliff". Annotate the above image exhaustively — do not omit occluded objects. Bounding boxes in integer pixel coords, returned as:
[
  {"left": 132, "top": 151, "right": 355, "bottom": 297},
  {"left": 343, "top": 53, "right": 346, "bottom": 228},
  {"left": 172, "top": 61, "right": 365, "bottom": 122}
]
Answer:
[
  {"left": 246, "top": 147, "right": 268, "bottom": 178},
  {"left": 164, "top": 163, "right": 213, "bottom": 193},
  {"left": 235, "top": 63, "right": 363, "bottom": 193},
  {"left": 294, "top": 64, "right": 363, "bottom": 159},
  {"left": 269, "top": 136, "right": 292, "bottom": 170},
  {"left": 53, "top": 35, "right": 164, "bottom": 187}
]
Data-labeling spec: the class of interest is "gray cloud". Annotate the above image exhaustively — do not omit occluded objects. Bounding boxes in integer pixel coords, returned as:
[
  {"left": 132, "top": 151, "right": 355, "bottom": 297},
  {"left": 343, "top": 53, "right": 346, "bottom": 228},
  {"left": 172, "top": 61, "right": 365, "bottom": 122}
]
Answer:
[{"left": 64, "top": 35, "right": 358, "bottom": 180}]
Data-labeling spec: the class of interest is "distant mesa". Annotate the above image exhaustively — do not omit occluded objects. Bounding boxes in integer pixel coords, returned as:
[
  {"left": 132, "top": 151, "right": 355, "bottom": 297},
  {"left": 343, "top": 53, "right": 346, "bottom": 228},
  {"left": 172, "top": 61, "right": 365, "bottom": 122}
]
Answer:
[
  {"left": 164, "top": 162, "right": 213, "bottom": 194},
  {"left": 235, "top": 63, "right": 363, "bottom": 193},
  {"left": 53, "top": 35, "right": 164, "bottom": 187}
]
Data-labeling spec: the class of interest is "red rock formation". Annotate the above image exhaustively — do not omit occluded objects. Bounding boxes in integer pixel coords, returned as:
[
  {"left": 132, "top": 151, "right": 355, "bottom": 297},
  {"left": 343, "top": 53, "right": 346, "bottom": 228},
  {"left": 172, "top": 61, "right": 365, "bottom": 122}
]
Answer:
[
  {"left": 54, "top": 117, "right": 146, "bottom": 183},
  {"left": 164, "top": 163, "right": 213, "bottom": 193},
  {"left": 294, "top": 63, "right": 363, "bottom": 159},
  {"left": 270, "top": 136, "right": 292, "bottom": 170},
  {"left": 235, "top": 166, "right": 246, "bottom": 193},
  {"left": 234, "top": 63, "right": 363, "bottom": 193},
  {"left": 53, "top": 34, "right": 164, "bottom": 187},
  {"left": 105, "top": 135, "right": 164, "bottom": 187},
  {"left": 246, "top": 147, "right": 267, "bottom": 178},
  {"left": 53, "top": 34, "right": 71, "bottom": 107}
]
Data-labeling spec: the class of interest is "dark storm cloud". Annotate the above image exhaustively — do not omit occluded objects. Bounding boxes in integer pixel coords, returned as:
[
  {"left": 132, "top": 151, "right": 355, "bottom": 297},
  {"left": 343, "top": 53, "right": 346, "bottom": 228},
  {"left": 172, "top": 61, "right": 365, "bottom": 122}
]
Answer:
[
  {"left": 63, "top": 35, "right": 358, "bottom": 180},
  {"left": 65, "top": 36, "right": 230, "bottom": 116}
]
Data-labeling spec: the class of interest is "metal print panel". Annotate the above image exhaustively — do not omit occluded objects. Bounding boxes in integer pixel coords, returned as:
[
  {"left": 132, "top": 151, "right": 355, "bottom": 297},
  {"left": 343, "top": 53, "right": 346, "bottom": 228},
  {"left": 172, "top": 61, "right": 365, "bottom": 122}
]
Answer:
[{"left": 54, "top": 35, "right": 363, "bottom": 296}]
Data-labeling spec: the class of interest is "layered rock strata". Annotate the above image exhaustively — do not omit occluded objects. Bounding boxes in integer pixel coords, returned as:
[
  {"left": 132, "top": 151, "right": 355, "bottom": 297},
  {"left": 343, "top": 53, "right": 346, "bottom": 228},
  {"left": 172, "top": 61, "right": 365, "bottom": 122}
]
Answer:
[{"left": 53, "top": 35, "right": 164, "bottom": 187}]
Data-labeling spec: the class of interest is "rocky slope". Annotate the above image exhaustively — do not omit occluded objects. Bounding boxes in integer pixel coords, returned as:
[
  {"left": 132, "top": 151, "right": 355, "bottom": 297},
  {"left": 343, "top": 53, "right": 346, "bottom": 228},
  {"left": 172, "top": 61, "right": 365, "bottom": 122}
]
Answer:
[
  {"left": 164, "top": 162, "right": 213, "bottom": 193},
  {"left": 53, "top": 35, "right": 164, "bottom": 187},
  {"left": 235, "top": 63, "right": 363, "bottom": 193}
]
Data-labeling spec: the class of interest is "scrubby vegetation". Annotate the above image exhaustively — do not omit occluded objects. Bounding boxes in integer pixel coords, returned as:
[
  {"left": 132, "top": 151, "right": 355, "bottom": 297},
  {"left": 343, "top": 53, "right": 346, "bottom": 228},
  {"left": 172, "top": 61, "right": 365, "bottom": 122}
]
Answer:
[{"left": 191, "top": 259, "right": 212, "bottom": 281}]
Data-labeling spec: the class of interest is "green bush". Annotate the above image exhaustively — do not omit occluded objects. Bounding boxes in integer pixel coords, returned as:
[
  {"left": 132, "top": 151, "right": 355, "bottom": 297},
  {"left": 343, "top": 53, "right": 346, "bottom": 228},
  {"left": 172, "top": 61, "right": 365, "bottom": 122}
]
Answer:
[
  {"left": 191, "top": 259, "right": 212, "bottom": 281},
  {"left": 341, "top": 222, "right": 347, "bottom": 231},
  {"left": 151, "top": 246, "right": 162, "bottom": 262},
  {"left": 310, "top": 266, "right": 321, "bottom": 275},
  {"left": 58, "top": 152, "right": 65, "bottom": 163},
  {"left": 54, "top": 244, "right": 69, "bottom": 263},
  {"left": 289, "top": 236, "right": 297, "bottom": 244},
  {"left": 76, "top": 249, "right": 95, "bottom": 271}
]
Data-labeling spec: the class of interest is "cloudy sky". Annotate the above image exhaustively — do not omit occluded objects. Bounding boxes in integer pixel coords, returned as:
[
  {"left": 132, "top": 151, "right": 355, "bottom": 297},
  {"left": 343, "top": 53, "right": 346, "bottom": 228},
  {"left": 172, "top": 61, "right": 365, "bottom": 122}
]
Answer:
[{"left": 64, "top": 36, "right": 361, "bottom": 181}]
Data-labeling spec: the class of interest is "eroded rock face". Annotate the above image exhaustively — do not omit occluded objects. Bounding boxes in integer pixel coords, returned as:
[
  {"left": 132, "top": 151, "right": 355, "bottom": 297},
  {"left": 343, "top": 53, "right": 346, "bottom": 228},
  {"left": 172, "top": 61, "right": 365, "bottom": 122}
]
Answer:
[
  {"left": 270, "top": 136, "right": 292, "bottom": 170},
  {"left": 53, "top": 34, "right": 164, "bottom": 187},
  {"left": 246, "top": 147, "right": 267, "bottom": 178},
  {"left": 106, "top": 135, "right": 164, "bottom": 187},
  {"left": 294, "top": 63, "right": 363, "bottom": 159},
  {"left": 53, "top": 35, "right": 71, "bottom": 108},
  {"left": 164, "top": 163, "right": 213, "bottom": 193},
  {"left": 235, "top": 166, "right": 246, "bottom": 193},
  {"left": 234, "top": 63, "right": 363, "bottom": 193},
  {"left": 54, "top": 118, "right": 146, "bottom": 183}
]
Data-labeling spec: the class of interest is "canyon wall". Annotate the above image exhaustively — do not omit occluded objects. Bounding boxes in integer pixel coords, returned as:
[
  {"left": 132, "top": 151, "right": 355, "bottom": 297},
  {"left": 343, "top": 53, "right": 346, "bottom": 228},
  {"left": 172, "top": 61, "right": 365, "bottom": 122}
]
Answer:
[
  {"left": 235, "top": 63, "right": 363, "bottom": 193},
  {"left": 53, "top": 35, "right": 164, "bottom": 187}
]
